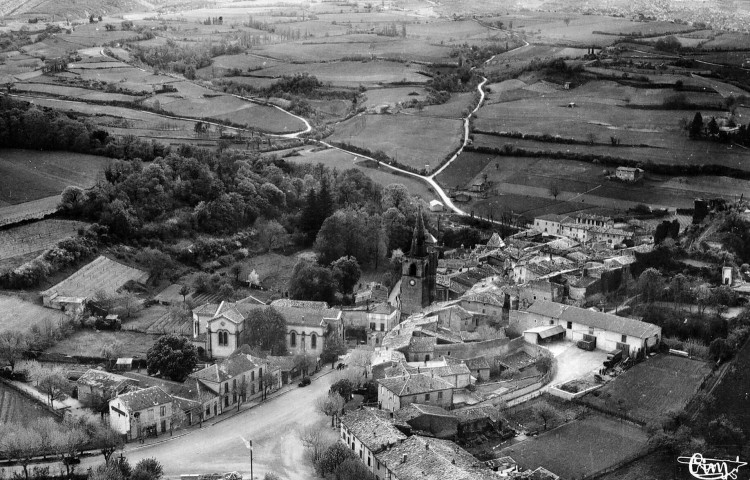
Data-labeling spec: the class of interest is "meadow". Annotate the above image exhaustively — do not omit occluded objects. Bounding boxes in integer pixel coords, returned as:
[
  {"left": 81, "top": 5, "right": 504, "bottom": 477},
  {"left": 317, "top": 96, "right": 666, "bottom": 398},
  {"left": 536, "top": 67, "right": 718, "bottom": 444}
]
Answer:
[
  {"left": 580, "top": 354, "right": 712, "bottom": 424},
  {"left": 0, "top": 220, "right": 87, "bottom": 264},
  {"left": 499, "top": 414, "right": 648, "bottom": 479},
  {"left": 250, "top": 60, "right": 429, "bottom": 87},
  {"left": 0, "top": 149, "right": 111, "bottom": 205},
  {"left": 45, "top": 330, "right": 157, "bottom": 358},
  {"left": 0, "top": 294, "right": 67, "bottom": 333},
  {"left": 328, "top": 113, "right": 463, "bottom": 172}
]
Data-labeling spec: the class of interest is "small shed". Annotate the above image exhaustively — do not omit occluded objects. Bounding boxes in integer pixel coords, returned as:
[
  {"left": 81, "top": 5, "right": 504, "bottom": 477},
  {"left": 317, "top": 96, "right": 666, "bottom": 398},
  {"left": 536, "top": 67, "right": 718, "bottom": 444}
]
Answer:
[
  {"left": 429, "top": 200, "right": 444, "bottom": 212},
  {"left": 115, "top": 358, "right": 134, "bottom": 371},
  {"left": 523, "top": 325, "right": 565, "bottom": 345}
]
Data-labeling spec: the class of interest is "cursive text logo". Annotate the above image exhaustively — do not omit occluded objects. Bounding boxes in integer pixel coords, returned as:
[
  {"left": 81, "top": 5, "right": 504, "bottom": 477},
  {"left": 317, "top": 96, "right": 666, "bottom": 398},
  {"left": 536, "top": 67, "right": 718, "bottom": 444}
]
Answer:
[{"left": 677, "top": 453, "right": 747, "bottom": 480}]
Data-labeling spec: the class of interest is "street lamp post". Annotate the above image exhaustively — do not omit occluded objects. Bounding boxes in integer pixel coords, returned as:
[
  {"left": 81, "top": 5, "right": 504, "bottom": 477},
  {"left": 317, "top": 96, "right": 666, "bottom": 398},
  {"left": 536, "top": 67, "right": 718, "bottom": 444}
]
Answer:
[{"left": 241, "top": 436, "right": 253, "bottom": 479}]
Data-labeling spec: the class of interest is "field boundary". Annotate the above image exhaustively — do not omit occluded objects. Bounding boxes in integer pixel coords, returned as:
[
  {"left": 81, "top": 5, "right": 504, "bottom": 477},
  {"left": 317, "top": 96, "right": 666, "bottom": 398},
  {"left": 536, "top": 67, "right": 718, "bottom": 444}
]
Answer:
[{"left": 0, "top": 378, "right": 63, "bottom": 419}]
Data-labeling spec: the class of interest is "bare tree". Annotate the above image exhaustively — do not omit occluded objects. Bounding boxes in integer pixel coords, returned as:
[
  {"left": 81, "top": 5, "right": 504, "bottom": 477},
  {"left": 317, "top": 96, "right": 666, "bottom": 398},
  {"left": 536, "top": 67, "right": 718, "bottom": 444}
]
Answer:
[
  {"left": 256, "top": 218, "right": 287, "bottom": 252},
  {"left": 299, "top": 424, "right": 330, "bottom": 464},
  {"left": 532, "top": 403, "right": 557, "bottom": 431},
  {"left": 261, "top": 370, "right": 277, "bottom": 400},
  {"left": 35, "top": 366, "right": 69, "bottom": 406},
  {"left": 179, "top": 284, "right": 191, "bottom": 302},
  {"left": 0, "top": 330, "right": 27, "bottom": 373},
  {"left": 170, "top": 408, "right": 187, "bottom": 435},
  {"left": 50, "top": 424, "right": 88, "bottom": 477},
  {"left": 548, "top": 182, "right": 560, "bottom": 200},
  {"left": 0, "top": 424, "right": 41, "bottom": 479}
]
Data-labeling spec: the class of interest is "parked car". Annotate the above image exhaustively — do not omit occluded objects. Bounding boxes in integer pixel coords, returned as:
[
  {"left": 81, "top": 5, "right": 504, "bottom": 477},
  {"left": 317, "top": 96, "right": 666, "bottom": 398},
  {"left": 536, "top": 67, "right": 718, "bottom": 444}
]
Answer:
[{"left": 298, "top": 377, "right": 311, "bottom": 387}]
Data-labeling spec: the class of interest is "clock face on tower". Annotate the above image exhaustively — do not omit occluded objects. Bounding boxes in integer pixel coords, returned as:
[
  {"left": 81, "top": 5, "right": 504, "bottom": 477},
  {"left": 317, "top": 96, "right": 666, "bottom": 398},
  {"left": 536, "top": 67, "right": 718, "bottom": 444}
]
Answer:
[{"left": 409, "top": 279, "right": 416, "bottom": 286}]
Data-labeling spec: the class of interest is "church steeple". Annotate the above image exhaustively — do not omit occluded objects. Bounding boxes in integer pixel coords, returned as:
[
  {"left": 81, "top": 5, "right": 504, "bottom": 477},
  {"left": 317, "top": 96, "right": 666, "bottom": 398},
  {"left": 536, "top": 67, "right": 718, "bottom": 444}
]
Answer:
[{"left": 410, "top": 206, "right": 427, "bottom": 258}]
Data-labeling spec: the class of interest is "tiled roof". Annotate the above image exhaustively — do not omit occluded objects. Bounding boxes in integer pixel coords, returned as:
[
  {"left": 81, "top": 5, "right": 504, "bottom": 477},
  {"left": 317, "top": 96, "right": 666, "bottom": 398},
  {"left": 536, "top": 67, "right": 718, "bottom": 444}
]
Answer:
[
  {"left": 270, "top": 299, "right": 329, "bottom": 310},
  {"left": 340, "top": 408, "right": 406, "bottom": 453},
  {"left": 535, "top": 214, "right": 566, "bottom": 223},
  {"left": 377, "top": 436, "right": 494, "bottom": 480},
  {"left": 527, "top": 300, "right": 661, "bottom": 339},
  {"left": 272, "top": 304, "right": 341, "bottom": 327},
  {"left": 77, "top": 369, "right": 135, "bottom": 390},
  {"left": 190, "top": 352, "right": 266, "bottom": 384},
  {"left": 394, "top": 403, "right": 455, "bottom": 423},
  {"left": 214, "top": 301, "right": 245, "bottom": 324},
  {"left": 463, "top": 356, "right": 490, "bottom": 370},
  {"left": 266, "top": 355, "right": 296, "bottom": 371},
  {"left": 377, "top": 373, "right": 454, "bottom": 396},
  {"left": 461, "top": 292, "right": 505, "bottom": 307},
  {"left": 452, "top": 405, "right": 502, "bottom": 423},
  {"left": 381, "top": 314, "right": 436, "bottom": 351},
  {"left": 193, "top": 303, "right": 220, "bottom": 315},
  {"left": 115, "top": 386, "right": 172, "bottom": 412},
  {"left": 409, "top": 336, "right": 437, "bottom": 351}
]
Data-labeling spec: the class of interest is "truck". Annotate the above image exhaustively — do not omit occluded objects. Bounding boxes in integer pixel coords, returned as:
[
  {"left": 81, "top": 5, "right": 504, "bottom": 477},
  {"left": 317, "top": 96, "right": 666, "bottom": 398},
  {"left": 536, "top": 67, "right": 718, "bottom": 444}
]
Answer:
[{"left": 603, "top": 349, "right": 622, "bottom": 368}]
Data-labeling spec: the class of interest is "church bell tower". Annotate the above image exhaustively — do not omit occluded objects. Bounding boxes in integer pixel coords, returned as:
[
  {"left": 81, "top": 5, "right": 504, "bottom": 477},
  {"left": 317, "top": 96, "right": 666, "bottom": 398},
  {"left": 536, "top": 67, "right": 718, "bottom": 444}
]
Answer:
[{"left": 399, "top": 207, "right": 438, "bottom": 316}]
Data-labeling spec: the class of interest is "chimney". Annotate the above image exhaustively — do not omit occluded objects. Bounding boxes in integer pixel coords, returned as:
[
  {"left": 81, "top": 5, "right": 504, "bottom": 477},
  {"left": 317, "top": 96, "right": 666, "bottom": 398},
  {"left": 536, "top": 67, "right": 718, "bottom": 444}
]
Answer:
[
  {"left": 425, "top": 442, "right": 430, "bottom": 450},
  {"left": 402, "top": 454, "right": 407, "bottom": 464}
]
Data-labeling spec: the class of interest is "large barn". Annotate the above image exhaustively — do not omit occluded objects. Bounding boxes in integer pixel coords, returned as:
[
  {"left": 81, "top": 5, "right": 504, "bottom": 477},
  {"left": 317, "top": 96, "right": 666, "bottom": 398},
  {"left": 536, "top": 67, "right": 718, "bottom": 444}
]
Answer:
[{"left": 511, "top": 300, "right": 661, "bottom": 358}]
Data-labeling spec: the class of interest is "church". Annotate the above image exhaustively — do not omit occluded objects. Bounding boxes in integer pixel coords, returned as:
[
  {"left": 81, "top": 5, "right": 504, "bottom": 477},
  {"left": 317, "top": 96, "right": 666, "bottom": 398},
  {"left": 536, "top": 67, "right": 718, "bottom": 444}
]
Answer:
[{"left": 398, "top": 208, "right": 438, "bottom": 316}]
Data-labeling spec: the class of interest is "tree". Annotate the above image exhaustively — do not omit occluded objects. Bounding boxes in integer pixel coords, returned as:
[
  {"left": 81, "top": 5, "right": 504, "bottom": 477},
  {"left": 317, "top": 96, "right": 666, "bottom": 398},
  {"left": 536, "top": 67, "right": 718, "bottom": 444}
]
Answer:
[
  {"left": 36, "top": 367, "right": 69, "bottom": 406},
  {"left": 261, "top": 370, "right": 276, "bottom": 400},
  {"left": 294, "top": 354, "right": 317, "bottom": 378},
  {"left": 256, "top": 218, "right": 287, "bottom": 252},
  {"left": 1, "top": 425, "right": 41, "bottom": 479},
  {"left": 637, "top": 268, "right": 663, "bottom": 304},
  {"left": 241, "top": 308, "right": 288, "bottom": 355},
  {"left": 709, "top": 338, "right": 733, "bottom": 362},
  {"left": 121, "top": 20, "right": 134, "bottom": 30},
  {"left": 320, "top": 334, "right": 346, "bottom": 368},
  {"left": 146, "top": 334, "right": 198, "bottom": 381},
  {"left": 548, "top": 182, "right": 560, "bottom": 200},
  {"left": 299, "top": 424, "right": 329, "bottom": 465},
  {"left": 169, "top": 408, "right": 187, "bottom": 435},
  {"left": 334, "top": 458, "right": 377, "bottom": 480},
  {"left": 288, "top": 261, "right": 337, "bottom": 304},
  {"left": 218, "top": 282, "right": 235, "bottom": 301},
  {"left": 316, "top": 442, "right": 355, "bottom": 476},
  {"left": 93, "top": 422, "right": 124, "bottom": 464},
  {"left": 229, "top": 263, "right": 243, "bottom": 282},
  {"left": 329, "top": 379, "right": 354, "bottom": 402},
  {"left": 179, "top": 284, "right": 190, "bottom": 302},
  {"left": 314, "top": 208, "right": 369, "bottom": 265},
  {"left": 0, "top": 330, "right": 27, "bottom": 373},
  {"left": 331, "top": 256, "right": 361, "bottom": 295},
  {"left": 135, "top": 248, "right": 173, "bottom": 283},
  {"left": 132, "top": 458, "right": 164, "bottom": 480},
  {"left": 316, "top": 392, "right": 345, "bottom": 428},
  {"left": 689, "top": 112, "right": 703, "bottom": 138},
  {"left": 535, "top": 356, "right": 553, "bottom": 375},
  {"left": 89, "top": 462, "right": 127, "bottom": 480},
  {"left": 50, "top": 423, "right": 88, "bottom": 478},
  {"left": 532, "top": 403, "right": 556, "bottom": 431},
  {"left": 706, "top": 415, "right": 745, "bottom": 454}
]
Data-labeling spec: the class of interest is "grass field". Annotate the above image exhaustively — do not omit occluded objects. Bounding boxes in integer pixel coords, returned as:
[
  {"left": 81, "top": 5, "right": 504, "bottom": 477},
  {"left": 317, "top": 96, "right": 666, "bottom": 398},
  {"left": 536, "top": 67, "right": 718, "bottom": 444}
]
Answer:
[
  {"left": 0, "top": 382, "right": 58, "bottom": 425},
  {"left": 45, "top": 330, "right": 157, "bottom": 358},
  {"left": 13, "top": 82, "right": 140, "bottom": 103},
  {"left": 328, "top": 113, "right": 463, "bottom": 172},
  {"left": 0, "top": 295, "right": 66, "bottom": 333},
  {"left": 0, "top": 149, "right": 111, "bottom": 205},
  {"left": 0, "top": 196, "right": 60, "bottom": 227},
  {"left": 0, "top": 220, "right": 87, "bottom": 263},
  {"left": 208, "top": 102, "right": 307, "bottom": 134},
  {"left": 500, "top": 414, "right": 648, "bottom": 479},
  {"left": 279, "top": 146, "right": 435, "bottom": 201},
  {"left": 251, "top": 60, "right": 429, "bottom": 87},
  {"left": 580, "top": 354, "right": 712, "bottom": 424},
  {"left": 361, "top": 87, "right": 428, "bottom": 109},
  {"left": 42, "top": 255, "right": 149, "bottom": 300}
]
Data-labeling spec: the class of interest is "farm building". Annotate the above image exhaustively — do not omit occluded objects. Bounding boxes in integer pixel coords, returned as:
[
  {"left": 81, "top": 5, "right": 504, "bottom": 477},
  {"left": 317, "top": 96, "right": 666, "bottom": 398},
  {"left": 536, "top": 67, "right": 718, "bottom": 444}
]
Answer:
[
  {"left": 41, "top": 256, "right": 149, "bottom": 310},
  {"left": 510, "top": 300, "right": 661, "bottom": 357},
  {"left": 394, "top": 403, "right": 458, "bottom": 438},
  {"left": 615, "top": 166, "right": 643, "bottom": 182},
  {"left": 429, "top": 200, "right": 444, "bottom": 212}
]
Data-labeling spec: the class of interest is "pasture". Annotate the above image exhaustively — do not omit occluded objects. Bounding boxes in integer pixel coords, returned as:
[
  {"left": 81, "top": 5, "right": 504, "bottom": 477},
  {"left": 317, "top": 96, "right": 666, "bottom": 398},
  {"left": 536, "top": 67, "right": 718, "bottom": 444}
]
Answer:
[
  {"left": 0, "top": 149, "right": 111, "bottom": 205},
  {"left": 0, "top": 382, "right": 58, "bottom": 425},
  {"left": 0, "top": 196, "right": 60, "bottom": 228},
  {"left": 0, "top": 219, "right": 87, "bottom": 264},
  {"left": 328, "top": 113, "right": 463, "bottom": 172},
  {"left": 0, "top": 294, "right": 65, "bottom": 333},
  {"left": 580, "top": 354, "right": 712, "bottom": 424},
  {"left": 499, "top": 414, "right": 648, "bottom": 479},
  {"left": 361, "top": 87, "right": 427, "bottom": 109},
  {"left": 250, "top": 60, "right": 429, "bottom": 87},
  {"left": 45, "top": 330, "right": 157, "bottom": 359}
]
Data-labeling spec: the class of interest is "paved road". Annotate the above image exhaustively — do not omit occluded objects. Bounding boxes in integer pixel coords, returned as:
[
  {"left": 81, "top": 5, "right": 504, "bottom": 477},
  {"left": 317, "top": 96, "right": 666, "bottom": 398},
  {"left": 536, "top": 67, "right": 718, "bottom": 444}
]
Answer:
[{"left": 105, "top": 373, "right": 334, "bottom": 480}]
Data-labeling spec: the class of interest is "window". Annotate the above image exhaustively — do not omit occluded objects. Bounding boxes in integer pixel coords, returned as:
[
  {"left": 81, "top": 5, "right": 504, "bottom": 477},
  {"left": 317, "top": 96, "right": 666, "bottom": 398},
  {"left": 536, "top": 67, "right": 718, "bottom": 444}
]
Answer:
[
  {"left": 589, "top": 328, "right": 594, "bottom": 335},
  {"left": 567, "top": 321, "right": 572, "bottom": 329},
  {"left": 437, "top": 391, "right": 443, "bottom": 399},
  {"left": 368, "top": 456, "right": 371, "bottom": 466},
  {"left": 380, "top": 324, "right": 385, "bottom": 332},
  {"left": 160, "top": 406, "right": 166, "bottom": 417},
  {"left": 233, "top": 379, "right": 237, "bottom": 389},
  {"left": 311, "top": 333, "right": 317, "bottom": 349},
  {"left": 224, "top": 383, "right": 229, "bottom": 394},
  {"left": 205, "top": 405, "right": 210, "bottom": 417},
  {"left": 370, "top": 322, "right": 376, "bottom": 330},
  {"left": 621, "top": 334, "right": 627, "bottom": 343},
  {"left": 218, "top": 330, "right": 229, "bottom": 346},
  {"left": 251, "top": 371, "right": 255, "bottom": 381},
  {"left": 425, "top": 393, "right": 430, "bottom": 401},
  {"left": 290, "top": 332, "right": 296, "bottom": 347},
  {"left": 550, "top": 320, "right": 554, "bottom": 325}
]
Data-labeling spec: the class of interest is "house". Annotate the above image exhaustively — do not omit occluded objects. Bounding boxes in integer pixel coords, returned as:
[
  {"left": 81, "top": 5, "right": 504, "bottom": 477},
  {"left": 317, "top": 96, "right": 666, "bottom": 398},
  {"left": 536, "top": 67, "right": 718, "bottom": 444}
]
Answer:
[
  {"left": 429, "top": 200, "right": 444, "bottom": 212},
  {"left": 510, "top": 300, "right": 661, "bottom": 357},
  {"left": 393, "top": 403, "right": 458, "bottom": 439},
  {"left": 341, "top": 302, "right": 401, "bottom": 347},
  {"left": 189, "top": 346, "right": 281, "bottom": 411},
  {"left": 615, "top": 166, "right": 643, "bottom": 182},
  {"left": 109, "top": 387, "right": 174, "bottom": 441},
  {"left": 340, "top": 408, "right": 407, "bottom": 477},
  {"left": 533, "top": 214, "right": 567, "bottom": 235},
  {"left": 270, "top": 299, "right": 343, "bottom": 356},
  {"left": 453, "top": 405, "right": 502, "bottom": 438},
  {"left": 377, "top": 373, "right": 454, "bottom": 412},
  {"left": 461, "top": 357, "right": 491, "bottom": 381},
  {"left": 376, "top": 436, "right": 495, "bottom": 480},
  {"left": 167, "top": 378, "right": 220, "bottom": 426},
  {"left": 385, "top": 361, "right": 472, "bottom": 388},
  {"left": 77, "top": 369, "right": 138, "bottom": 408}
]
